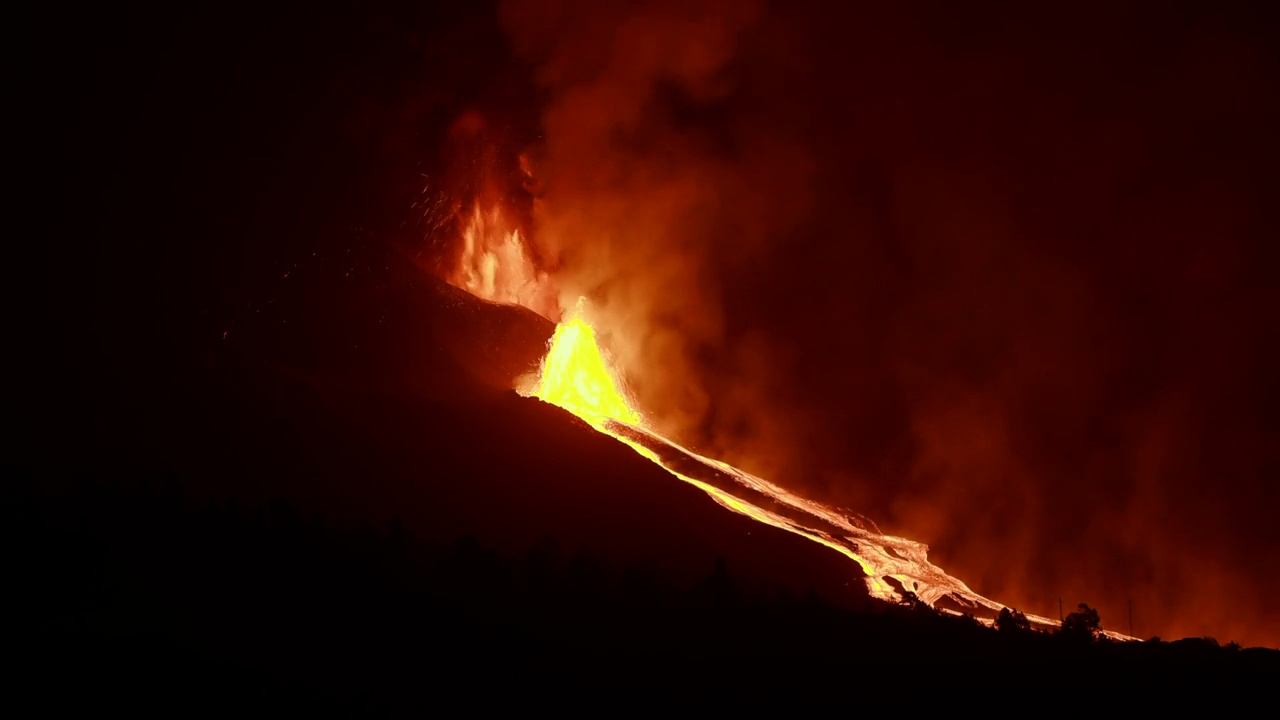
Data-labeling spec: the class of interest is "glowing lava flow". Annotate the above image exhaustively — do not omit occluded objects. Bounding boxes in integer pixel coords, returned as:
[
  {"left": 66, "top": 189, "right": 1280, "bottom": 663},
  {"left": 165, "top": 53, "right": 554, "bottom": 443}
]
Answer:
[{"left": 528, "top": 302, "right": 1073, "bottom": 628}]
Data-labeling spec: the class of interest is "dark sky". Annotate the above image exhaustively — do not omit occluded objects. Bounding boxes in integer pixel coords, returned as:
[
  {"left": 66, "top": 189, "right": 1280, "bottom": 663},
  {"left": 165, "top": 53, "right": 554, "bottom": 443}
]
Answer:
[{"left": 27, "top": 0, "right": 1279, "bottom": 646}]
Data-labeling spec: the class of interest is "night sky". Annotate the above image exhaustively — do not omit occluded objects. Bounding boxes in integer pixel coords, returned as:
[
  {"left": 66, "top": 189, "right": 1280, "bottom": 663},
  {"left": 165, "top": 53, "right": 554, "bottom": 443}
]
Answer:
[{"left": 27, "top": 0, "right": 1279, "bottom": 646}]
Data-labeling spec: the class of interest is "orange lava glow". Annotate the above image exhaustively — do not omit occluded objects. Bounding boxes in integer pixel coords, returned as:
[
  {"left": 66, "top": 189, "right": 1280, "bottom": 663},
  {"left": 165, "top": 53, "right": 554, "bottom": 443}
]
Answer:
[
  {"left": 526, "top": 304, "right": 913, "bottom": 602},
  {"left": 449, "top": 201, "right": 558, "bottom": 320}
]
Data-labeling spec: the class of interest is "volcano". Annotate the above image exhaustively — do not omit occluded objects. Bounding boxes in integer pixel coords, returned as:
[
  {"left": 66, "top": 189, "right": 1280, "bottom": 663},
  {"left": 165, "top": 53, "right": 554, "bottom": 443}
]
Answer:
[{"left": 24, "top": 1, "right": 1280, "bottom": 707}]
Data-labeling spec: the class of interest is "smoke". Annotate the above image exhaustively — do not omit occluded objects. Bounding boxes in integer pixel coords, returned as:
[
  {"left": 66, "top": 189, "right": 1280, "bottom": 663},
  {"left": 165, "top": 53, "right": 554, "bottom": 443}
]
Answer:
[
  {"left": 497, "top": 0, "right": 1280, "bottom": 646},
  {"left": 498, "top": 0, "right": 815, "bottom": 444}
]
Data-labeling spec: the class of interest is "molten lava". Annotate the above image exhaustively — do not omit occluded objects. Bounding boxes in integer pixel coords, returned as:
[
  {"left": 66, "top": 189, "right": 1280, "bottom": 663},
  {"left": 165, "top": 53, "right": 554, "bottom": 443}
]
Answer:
[
  {"left": 535, "top": 308, "right": 642, "bottom": 429},
  {"left": 527, "top": 300, "right": 1032, "bottom": 619},
  {"left": 450, "top": 202, "right": 557, "bottom": 320}
]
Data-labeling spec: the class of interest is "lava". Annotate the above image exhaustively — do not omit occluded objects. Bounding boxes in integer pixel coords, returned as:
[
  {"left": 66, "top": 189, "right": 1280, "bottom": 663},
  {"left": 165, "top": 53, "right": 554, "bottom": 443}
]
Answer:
[
  {"left": 535, "top": 306, "right": 642, "bottom": 429},
  {"left": 526, "top": 300, "right": 1074, "bottom": 628},
  {"left": 449, "top": 201, "right": 558, "bottom": 320}
]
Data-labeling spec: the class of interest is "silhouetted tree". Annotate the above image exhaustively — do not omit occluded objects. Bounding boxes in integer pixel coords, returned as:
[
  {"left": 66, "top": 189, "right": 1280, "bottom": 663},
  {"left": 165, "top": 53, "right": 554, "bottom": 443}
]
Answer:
[
  {"left": 1061, "top": 603, "right": 1102, "bottom": 642},
  {"left": 996, "top": 607, "right": 1032, "bottom": 634},
  {"left": 898, "top": 588, "right": 926, "bottom": 612}
]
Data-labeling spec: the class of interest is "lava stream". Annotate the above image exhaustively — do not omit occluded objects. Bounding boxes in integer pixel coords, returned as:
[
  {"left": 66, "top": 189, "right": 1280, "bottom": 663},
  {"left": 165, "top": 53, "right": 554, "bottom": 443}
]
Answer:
[{"left": 525, "top": 303, "right": 1066, "bottom": 626}]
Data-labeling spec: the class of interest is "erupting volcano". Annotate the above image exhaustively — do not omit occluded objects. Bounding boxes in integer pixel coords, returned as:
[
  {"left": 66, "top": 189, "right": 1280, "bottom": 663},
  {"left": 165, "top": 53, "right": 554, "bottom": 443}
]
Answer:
[
  {"left": 444, "top": 198, "right": 1084, "bottom": 632},
  {"left": 26, "top": 1, "right": 1280, "bottom": 710}
]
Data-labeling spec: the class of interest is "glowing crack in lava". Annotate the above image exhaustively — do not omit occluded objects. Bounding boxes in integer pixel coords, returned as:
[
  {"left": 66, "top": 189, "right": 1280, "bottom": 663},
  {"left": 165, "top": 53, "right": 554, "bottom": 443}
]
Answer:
[{"left": 443, "top": 201, "right": 1130, "bottom": 637}]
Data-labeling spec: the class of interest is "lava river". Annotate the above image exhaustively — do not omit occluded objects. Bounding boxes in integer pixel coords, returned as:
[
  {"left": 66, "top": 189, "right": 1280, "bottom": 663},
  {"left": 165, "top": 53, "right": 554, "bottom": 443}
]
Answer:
[{"left": 521, "top": 304, "right": 1082, "bottom": 630}]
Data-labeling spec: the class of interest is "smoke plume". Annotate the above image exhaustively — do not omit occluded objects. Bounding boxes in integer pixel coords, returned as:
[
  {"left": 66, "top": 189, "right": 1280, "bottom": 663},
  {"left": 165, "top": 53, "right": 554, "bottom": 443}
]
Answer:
[{"left": 499, "top": 0, "right": 1280, "bottom": 646}]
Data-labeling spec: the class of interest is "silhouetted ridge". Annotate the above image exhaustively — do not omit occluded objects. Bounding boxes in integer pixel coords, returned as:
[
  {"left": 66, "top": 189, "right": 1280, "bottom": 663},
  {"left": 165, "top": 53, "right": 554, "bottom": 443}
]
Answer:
[{"left": 10, "top": 468, "right": 1275, "bottom": 713}]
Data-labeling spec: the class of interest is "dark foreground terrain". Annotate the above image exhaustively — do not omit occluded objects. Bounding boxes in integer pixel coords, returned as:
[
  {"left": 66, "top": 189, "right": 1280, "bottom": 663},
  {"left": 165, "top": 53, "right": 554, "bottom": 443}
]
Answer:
[
  {"left": 10, "top": 463, "right": 1277, "bottom": 714},
  {"left": 11, "top": 271, "right": 1278, "bottom": 710}
]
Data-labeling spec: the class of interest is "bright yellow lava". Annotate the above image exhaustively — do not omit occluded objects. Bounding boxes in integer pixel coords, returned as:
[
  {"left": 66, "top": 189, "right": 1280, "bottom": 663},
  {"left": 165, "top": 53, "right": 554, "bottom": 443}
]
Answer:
[{"left": 534, "top": 312, "right": 641, "bottom": 429}]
